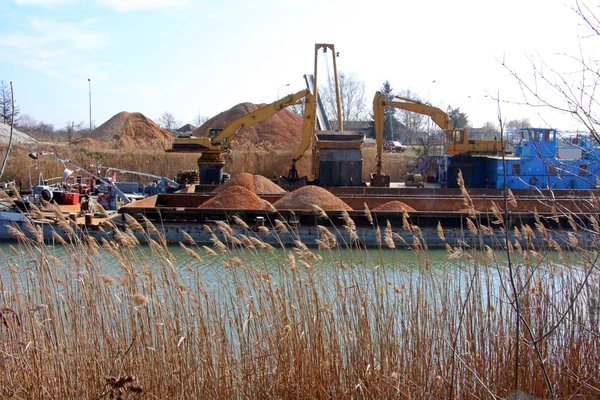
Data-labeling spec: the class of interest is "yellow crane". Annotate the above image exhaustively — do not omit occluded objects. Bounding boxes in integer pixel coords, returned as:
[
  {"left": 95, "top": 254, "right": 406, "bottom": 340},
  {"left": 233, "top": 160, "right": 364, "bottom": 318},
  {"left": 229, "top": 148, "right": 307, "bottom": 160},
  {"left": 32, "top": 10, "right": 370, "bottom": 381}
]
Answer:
[{"left": 370, "top": 92, "right": 505, "bottom": 186}]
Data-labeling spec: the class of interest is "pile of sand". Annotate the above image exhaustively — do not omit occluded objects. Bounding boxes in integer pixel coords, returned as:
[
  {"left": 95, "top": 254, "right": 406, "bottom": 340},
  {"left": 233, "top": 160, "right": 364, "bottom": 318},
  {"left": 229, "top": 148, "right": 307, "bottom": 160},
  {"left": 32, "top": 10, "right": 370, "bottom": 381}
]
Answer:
[
  {"left": 274, "top": 186, "right": 352, "bottom": 211},
  {"left": 199, "top": 185, "right": 267, "bottom": 210},
  {"left": 72, "top": 112, "right": 173, "bottom": 150},
  {"left": 214, "top": 172, "right": 286, "bottom": 194},
  {"left": 193, "top": 103, "right": 303, "bottom": 150},
  {"left": 0, "top": 122, "right": 37, "bottom": 144},
  {"left": 373, "top": 201, "right": 416, "bottom": 212}
]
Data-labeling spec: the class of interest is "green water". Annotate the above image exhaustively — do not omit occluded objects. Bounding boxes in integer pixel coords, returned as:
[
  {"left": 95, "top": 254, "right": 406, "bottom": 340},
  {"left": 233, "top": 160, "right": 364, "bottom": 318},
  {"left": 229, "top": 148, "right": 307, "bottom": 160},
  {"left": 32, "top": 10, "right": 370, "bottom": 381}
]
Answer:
[{"left": 0, "top": 241, "right": 456, "bottom": 281}]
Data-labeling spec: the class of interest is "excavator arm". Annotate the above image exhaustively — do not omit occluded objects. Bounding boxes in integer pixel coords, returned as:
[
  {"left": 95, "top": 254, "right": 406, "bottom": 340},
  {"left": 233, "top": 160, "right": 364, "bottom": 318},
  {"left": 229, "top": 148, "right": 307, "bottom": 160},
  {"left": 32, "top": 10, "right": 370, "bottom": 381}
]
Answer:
[
  {"left": 388, "top": 96, "right": 454, "bottom": 131},
  {"left": 170, "top": 88, "right": 318, "bottom": 185},
  {"left": 372, "top": 91, "right": 455, "bottom": 182},
  {"left": 170, "top": 89, "right": 311, "bottom": 153},
  {"left": 210, "top": 89, "right": 311, "bottom": 149}
]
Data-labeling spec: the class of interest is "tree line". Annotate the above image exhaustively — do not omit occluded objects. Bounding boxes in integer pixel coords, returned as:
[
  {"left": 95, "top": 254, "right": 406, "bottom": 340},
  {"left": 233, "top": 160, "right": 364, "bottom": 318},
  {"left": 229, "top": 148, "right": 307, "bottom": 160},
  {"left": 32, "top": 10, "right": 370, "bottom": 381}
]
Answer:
[{"left": 1, "top": 74, "right": 532, "bottom": 144}]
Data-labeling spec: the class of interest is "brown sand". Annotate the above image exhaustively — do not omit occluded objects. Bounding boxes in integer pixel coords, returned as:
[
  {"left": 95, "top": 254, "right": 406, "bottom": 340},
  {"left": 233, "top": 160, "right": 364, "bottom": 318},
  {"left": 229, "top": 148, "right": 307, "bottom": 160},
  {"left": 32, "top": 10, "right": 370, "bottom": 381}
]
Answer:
[
  {"left": 199, "top": 185, "right": 266, "bottom": 210},
  {"left": 274, "top": 186, "right": 352, "bottom": 211},
  {"left": 73, "top": 111, "right": 173, "bottom": 150},
  {"left": 373, "top": 201, "right": 416, "bottom": 212},
  {"left": 193, "top": 103, "right": 303, "bottom": 150},
  {"left": 214, "top": 172, "right": 286, "bottom": 194}
]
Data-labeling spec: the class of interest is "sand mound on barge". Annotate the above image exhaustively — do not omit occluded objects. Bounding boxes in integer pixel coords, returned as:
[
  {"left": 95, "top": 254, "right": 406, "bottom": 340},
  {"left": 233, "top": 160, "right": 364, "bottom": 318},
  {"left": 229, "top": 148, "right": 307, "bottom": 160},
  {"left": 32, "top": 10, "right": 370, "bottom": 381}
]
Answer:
[
  {"left": 274, "top": 186, "right": 352, "bottom": 211},
  {"left": 199, "top": 185, "right": 267, "bottom": 210},
  {"left": 214, "top": 172, "right": 286, "bottom": 194},
  {"left": 373, "top": 201, "right": 416, "bottom": 212}
]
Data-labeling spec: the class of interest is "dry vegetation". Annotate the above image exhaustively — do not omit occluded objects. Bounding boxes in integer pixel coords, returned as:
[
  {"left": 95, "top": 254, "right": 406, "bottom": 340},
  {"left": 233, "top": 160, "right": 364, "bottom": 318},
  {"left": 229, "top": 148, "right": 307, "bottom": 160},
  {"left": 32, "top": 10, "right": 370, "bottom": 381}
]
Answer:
[
  {"left": 0, "top": 174, "right": 599, "bottom": 398},
  {"left": 0, "top": 143, "right": 413, "bottom": 189}
]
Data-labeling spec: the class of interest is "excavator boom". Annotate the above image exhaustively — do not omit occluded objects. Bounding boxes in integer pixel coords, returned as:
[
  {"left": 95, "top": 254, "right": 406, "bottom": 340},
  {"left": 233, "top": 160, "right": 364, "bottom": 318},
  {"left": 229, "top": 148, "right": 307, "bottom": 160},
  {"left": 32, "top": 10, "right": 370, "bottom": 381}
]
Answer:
[
  {"left": 211, "top": 89, "right": 311, "bottom": 148},
  {"left": 170, "top": 89, "right": 311, "bottom": 153},
  {"left": 388, "top": 96, "right": 454, "bottom": 131}
]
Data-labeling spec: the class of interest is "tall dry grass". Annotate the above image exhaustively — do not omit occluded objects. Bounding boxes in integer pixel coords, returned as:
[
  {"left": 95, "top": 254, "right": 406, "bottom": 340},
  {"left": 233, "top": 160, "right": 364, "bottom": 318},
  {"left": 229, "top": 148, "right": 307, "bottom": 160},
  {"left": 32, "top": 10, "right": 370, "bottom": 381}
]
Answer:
[
  {"left": 1, "top": 183, "right": 599, "bottom": 398},
  {"left": 1, "top": 143, "right": 412, "bottom": 188}
]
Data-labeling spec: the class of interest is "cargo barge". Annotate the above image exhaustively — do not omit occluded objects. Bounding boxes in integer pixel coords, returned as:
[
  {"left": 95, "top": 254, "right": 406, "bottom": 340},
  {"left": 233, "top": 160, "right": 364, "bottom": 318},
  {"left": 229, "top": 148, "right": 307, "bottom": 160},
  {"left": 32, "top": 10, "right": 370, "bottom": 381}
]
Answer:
[
  {"left": 2, "top": 183, "right": 598, "bottom": 249},
  {"left": 105, "top": 186, "right": 598, "bottom": 249}
]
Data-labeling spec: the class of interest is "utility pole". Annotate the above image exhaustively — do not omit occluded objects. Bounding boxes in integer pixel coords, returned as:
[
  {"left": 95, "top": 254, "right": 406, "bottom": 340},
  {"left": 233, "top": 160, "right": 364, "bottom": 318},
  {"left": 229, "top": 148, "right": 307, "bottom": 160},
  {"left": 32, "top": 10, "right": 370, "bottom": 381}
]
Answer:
[{"left": 88, "top": 78, "right": 92, "bottom": 133}]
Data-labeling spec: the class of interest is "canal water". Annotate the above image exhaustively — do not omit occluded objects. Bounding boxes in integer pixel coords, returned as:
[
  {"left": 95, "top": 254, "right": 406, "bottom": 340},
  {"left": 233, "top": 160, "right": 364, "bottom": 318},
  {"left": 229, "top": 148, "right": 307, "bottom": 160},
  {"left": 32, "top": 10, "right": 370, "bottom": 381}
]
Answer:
[{"left": 0, "top": 240, "right": 580, "bottom": 294}]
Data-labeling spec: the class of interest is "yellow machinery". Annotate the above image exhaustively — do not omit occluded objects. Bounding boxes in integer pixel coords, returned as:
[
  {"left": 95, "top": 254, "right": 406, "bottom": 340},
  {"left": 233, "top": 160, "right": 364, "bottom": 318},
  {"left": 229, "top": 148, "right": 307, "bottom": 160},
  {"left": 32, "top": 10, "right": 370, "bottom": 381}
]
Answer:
[
  {"left": 169, "top": 89, "right": 316, "bottom": 185},
  {"left": 370, "top": 92, "right": 505, "bottom": 187},
  {"left": 170, "top": 43, "right": 361, "bottom": 187}
]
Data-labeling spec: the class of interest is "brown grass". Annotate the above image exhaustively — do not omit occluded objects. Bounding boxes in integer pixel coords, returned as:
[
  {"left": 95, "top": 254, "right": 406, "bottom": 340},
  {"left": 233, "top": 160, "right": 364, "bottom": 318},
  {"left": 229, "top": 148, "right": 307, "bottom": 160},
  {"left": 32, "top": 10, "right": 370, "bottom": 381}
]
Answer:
[
  {"left": 0, "top": 189, "right": 599, "bottom": 398},
  {"left": 1, "top": 143, "right": 413, "bottom": 189}
]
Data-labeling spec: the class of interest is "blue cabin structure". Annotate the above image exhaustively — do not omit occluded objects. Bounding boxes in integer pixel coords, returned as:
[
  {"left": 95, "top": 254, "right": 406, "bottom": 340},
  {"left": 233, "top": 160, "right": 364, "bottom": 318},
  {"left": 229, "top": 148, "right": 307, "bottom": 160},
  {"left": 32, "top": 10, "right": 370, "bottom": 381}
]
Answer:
[{"left": 446, "top": 128, "right": 600, "bottom": 189}]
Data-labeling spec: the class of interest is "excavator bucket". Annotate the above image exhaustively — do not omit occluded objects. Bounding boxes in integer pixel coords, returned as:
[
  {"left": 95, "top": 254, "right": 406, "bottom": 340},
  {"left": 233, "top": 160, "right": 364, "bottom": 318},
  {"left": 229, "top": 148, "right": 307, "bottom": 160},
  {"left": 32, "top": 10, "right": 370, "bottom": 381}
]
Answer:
[
  {"left": 278, "top": 175, "right": 308, "bottom": 190},
  {"left": 370, "top": 173, "right": 390, "bottom": 187}
]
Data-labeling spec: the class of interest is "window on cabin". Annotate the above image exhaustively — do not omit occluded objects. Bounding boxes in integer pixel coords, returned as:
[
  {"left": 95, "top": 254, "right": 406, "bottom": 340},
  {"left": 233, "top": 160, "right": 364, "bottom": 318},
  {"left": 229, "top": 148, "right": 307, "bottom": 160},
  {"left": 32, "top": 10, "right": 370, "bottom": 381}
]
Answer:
[
  {"left": 549, "top": 165, "right": 558, "bottom": 175},
  {"left": 512, "top": 164, "right": 521, "bottom": 175},
  {"left": 579, "top": 164, "right": 589, "bottom": 176}
]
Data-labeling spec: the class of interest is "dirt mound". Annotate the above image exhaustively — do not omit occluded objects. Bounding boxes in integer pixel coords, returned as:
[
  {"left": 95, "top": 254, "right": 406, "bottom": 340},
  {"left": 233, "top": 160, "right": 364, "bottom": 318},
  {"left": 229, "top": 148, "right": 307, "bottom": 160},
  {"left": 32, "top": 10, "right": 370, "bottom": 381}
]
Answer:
[
  {"left": 274, "top": 186, "right": 352, "bottom": 211},
  {"left": 193, "top": 103, "right": 303, "bottom": 150},
  {"left": 199, "top": 185, "right": 267, "bottom": 210},
  {"left": 82, "top": 112, "right": 173, "bottom": 150},
  {"left": 373, "top": 201, "right": 416, "bottom": 212},
  {"left": 214, "top": 172, "right": 286, "bottom": 194}
]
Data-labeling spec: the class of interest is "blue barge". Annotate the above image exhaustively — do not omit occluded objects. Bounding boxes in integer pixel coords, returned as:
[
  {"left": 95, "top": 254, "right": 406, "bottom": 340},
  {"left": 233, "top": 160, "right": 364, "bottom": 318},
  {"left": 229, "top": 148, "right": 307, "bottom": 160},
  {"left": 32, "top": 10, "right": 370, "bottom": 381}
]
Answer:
[{"left": 447, "top": 128, "right": 600, "bottom": 189}]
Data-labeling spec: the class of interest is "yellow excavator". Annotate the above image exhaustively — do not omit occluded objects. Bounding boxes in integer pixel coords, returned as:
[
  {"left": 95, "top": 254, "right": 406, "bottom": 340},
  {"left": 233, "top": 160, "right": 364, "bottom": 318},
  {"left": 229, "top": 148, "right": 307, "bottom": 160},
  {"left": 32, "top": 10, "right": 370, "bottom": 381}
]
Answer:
[
  {"left": 169, "top": 89, "right": 316, "bottom": 185},
  {"left": 169, "top": 43, "right": 353, "bottom": 187},
  {"left": 370, "top": 92, "right": 505, "bottom": 187}
]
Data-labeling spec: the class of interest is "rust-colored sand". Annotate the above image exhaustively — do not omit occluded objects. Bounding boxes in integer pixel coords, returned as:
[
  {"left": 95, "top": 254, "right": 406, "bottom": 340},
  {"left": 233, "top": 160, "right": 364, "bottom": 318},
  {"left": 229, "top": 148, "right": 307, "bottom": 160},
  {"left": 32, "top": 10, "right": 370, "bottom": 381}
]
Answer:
[
  {"left": 373, "top": 201, "right": 416, "bottom": 212},
  {"left": 193, "top": 103, "right": 303, "bottom": 150},
  {"left": 199, "top": 185, "right": 266, "bottom": 210},
  {"left": 72, "top": 111, "right": 173, "bottom": 150},
  {"left": 274, "top": 186, "right": 352, "bottom": 211},
  {"left": 214, "top": 172, "right": 286, "bottom": 194}
]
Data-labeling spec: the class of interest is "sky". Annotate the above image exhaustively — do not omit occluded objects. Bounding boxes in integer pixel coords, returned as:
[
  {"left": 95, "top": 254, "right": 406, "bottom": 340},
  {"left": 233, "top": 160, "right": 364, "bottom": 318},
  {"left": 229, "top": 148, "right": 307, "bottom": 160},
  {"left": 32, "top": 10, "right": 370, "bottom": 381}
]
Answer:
[{"left": 0, "top": 0, "right": 594, "bottom": 132}]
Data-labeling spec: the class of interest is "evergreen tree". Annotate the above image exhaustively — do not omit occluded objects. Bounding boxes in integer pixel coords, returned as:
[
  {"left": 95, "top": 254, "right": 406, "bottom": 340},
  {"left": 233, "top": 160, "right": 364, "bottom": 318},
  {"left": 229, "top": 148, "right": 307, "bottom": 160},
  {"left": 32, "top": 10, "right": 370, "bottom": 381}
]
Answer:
[{"left": 447, "top": 106, "right": 469, "bottom": 128}]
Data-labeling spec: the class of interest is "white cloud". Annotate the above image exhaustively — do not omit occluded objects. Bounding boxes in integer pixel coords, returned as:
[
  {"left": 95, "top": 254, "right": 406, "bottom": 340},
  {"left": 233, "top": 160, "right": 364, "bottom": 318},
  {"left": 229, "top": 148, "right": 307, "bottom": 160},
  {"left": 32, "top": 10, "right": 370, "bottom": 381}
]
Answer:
[
  {"left": 29, "top": 18, "right": 108, "bottom": 50},
  {"left": 97, "top": 0, "right": 189, "bottom": 12},
  {"left": 11, "top": 0, "right": 68, "bottom": 6},
  {"left": 0, "top": 18, "right": 110, "bottom": 86}
]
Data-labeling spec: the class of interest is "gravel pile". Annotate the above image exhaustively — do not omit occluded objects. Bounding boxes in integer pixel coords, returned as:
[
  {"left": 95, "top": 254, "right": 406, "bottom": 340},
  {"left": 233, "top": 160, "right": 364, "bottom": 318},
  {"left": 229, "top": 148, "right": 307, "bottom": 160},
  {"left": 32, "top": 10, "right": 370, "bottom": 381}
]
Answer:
[
  {"left": 199, "top": 185, "right": 267, "bottom": 210},
  {"left": 274, "top": 186, "right": 352, "bottom": 211},
  {"left": 214, "top": 173, "right": 286, "bottom": 194},
  {"left": 373, "top": 201, "right": 416, "bottom": 212},
  {"left": 72, "top": 111, "right": 172, "bottom": 150},
  {"left": 0, "top": 122, "right": 37, "bottom": 144},
  {"left": 194, "top": 103, "right": 303, "bottom": 150}
]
